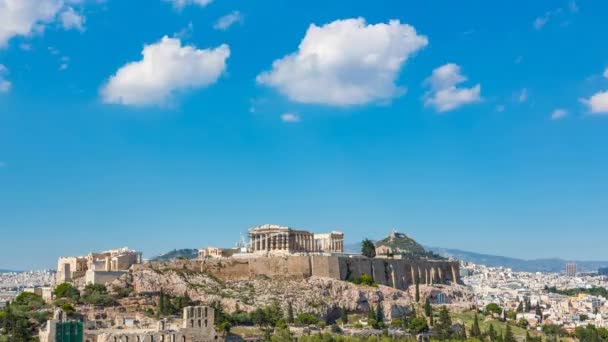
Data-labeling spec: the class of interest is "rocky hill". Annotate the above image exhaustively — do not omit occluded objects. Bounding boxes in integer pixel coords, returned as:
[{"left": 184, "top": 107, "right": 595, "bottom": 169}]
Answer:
[
  {"left": 109, "top": 261, "right": 471, "bottom": 320},
  {"left": 375, "top": 231, "right": 443, "bottom": 259},
  {"left": 149, "top": 249, "right": 199, "bottom": 262}
]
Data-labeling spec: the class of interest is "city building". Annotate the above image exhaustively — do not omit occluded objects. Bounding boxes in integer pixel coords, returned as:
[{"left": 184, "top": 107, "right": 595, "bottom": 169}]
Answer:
[
  {"left": 198, "top": 247, "right": 240, "bottom": 259},
  {"left": 56, "top": 247, "right": 142, "bottom": 285},
  {"left": 248, "top": 224, "right": 344, "bottom": 254},
  {"left": 566, "top": 263, "right": 577, "bottom": 277}
]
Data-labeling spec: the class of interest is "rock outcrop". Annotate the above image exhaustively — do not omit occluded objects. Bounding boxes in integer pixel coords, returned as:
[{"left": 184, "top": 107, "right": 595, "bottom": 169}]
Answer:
[{"left": 110, "top": 263, "right": 471, "bottom": 320}]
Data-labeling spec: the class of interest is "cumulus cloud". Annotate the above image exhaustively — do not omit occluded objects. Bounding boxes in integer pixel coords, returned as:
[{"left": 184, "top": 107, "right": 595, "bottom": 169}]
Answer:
[
  {"left": 214, "top": 11, "right": 243, "bottom": 31},
  {"left": 280, "top": 112, "right": 300, "bottom": 123},
  {"left": 101, "top": 36, "right": 230, "bottom": 106},
  {"left": 0, "top": 0, "right": 90, "bottom": 48},
  {"left": 580, "top": 91, "right": 608, "bottom": 115},
  {"left": 0, "top": 64, "right": 11, "bottom": 93},
  {"left": 257, "top": 18, "right": 428, "bottom": 106},
  {"left": 423, "top": 63, "right": 481, "bottom": 112},
  {"left": 551, "top": 108, "right": 568, "bottom": 120},
  {"left": 59, "top": 7, "right": 85, "bottom": 31},
  {"left": 165, "top": 0, "right": 212, "bottom": 9}
]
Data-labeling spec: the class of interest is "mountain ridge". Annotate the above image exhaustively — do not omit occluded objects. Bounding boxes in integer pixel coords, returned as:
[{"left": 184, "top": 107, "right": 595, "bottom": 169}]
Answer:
[{"left": 343, "top": 242, "right": 608, "bottom": 273}]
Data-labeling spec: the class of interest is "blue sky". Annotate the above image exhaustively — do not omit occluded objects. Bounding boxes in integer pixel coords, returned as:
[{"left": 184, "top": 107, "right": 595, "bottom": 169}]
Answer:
[{"left": 1, "top": 0, "right": 608, "bottom": 269}]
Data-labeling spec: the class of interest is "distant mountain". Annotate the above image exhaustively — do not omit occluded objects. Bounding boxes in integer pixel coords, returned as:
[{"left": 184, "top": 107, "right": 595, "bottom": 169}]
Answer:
[
  {"left": 344, "top": 242, "right": 608, "bottom": 273},
  {"left": 426, "top": 247, "right": 608, "bottom": 273},
  {"left": 150, "top": 249, "right": 198, "bottom": 262}
]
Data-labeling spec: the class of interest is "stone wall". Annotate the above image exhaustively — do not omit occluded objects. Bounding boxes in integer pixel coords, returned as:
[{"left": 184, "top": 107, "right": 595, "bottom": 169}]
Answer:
[
  {"left": 145, "top": 255, "right": 460, "bottom": 291},
  {"left": 85, "top": 270, "right": 127, "bottom": 286}
]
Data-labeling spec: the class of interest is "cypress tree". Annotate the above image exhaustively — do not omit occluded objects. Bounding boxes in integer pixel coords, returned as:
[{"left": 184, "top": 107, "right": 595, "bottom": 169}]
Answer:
[
  {"left": 433, "top": 306, "right": 452, "bottom": 340},
  {"left": 368, "top": 304, "right": 376, "bottom": 321},
  {"left": 415, "top": 279, "right": 420, "bottom": 303},
  {"left": 340, "top": 307, "right": 348, "bottom": 325},
  {"left": 424, "top": 297, "right": 432, "bottom": 317},
  {"left": 470, "top": 314, "right": 481, "bottom": 337},
  {"left": 504, "top": 324, "right": 516, "bottom": 342},
  {"left": 286, "top": 302, "right": 294, "bottom": 323},
  {"left": 376, "top": 302, "right": 384, "bottom": 323},
  {"left": 488, "top": 324, "right": 497, "bottom": 341},
  {"left": 158, "top": 289, "right": 165, "bottom": 316},
  {"left": 535, "top": 305, "right": 543, "bottom": 322}
]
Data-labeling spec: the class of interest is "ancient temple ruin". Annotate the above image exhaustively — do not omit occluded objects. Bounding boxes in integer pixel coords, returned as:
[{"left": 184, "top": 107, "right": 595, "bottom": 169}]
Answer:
[{"left": 248, "top": 224, "right": 344, "bottom": 254}]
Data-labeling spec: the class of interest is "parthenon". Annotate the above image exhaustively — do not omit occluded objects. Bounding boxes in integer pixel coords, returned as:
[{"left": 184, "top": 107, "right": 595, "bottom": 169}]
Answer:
[{"left": 248, "top": 224, "right": 344, "bottom": 254}]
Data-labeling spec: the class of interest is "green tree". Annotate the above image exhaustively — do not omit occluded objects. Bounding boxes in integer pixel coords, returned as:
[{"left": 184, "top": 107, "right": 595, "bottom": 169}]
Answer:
[
  {"left": 485, "top": 303, "right": 502, "bottom": 316},
  {"left": 368, "top": 304, "right": 376, "bottom": 321},
  {"left": 359, "top": 274, "right": 376, "bottom": 287},
  {"left": 415, "top": 279, "right": 420, "bottom": 303},
  {"left": 535, "top": 304, "right": 543, "bottom": 322},
  {"left": 81, "top": 284, "right": 114, "bottom": 306},
  {"left": 487, "top": 324, "right": 498, "bottom": 341},
  {"left": 53, "top": 283, "right": 80, "bottom": 302},
  {"left": 516, "top": 301, "right": 524, "bottom": 312},
  {"left": 504, "top": 324, "right": 516, "bottom": 342},
  {"left": 286, "top": 302, "right": 294, "bottom": 324},
  {"left": 470, "top": 314, "right": 482, "bottom": 338},
  {"left": 339, "top": 307, "right": 348, "bottom": 325},
  {"left": 295, "top": 313, "right": 320, "bottom": 326},
  {"left": 408, "top": 316, "right": 429, "bottom": 334},
  {"left": 217, "top": 321, "right": 231, "bottom": 335},
  {"left": 424, "top": 297, "right": 432, "bottom": 317},
  {"left": 361, "top": 239, "right": 376, "bottom": 258},
  {"left": 375, "top": 302, "right": 384, "bottom": 323},
  {"left": 432, "top": 306, "right": 453, "bottom": 340}
]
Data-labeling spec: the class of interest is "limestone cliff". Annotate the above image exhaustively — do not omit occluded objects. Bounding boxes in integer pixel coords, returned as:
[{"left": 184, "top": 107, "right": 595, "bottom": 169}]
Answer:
[{"left": 110, "top": 262, "right": 471, "bottom": 320}]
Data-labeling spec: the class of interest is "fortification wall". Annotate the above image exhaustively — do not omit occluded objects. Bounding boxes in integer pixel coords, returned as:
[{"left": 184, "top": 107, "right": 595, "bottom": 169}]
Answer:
[{"left": 171, "top": 255, "right": 461, "bottom": 290}]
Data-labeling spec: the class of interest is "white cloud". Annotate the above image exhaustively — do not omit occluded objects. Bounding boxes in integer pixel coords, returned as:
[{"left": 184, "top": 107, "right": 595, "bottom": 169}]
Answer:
[
  {"left": 165, "top": 0, "right": 212, "bottom": 10},
  {"left": 214, "top": 11, "right": 243, "bottom": 31},
  {"left": 59, "top": 7, "right": 85, "bottom": 31},
  {"left": 0, "top": 64, "right": 11, "bottom": 93},
  {"left": 551, "top": 108, "right": 568, "bottom": 120},
  {"left": 423, "top": 63, "right": 481, "bottom": 112},
  {"left": 517, "top": 88, "right": 528, "bottom": 103},
  {"left": 580, "top": 91, "right": 608, "bottom": 115},
  {"left": 534, "top": 12, "right": 553, "bottom": 30},
  {"left": 0, "top": 0, "right": 89, "bottom": 48},
  {"left": 101, "top": 36, "right": 230, "bottom": 107},
  {"left": 257, "top": 18, "right": 428, "bottom": 106},
  {"left": 534, "top": 5, "right": 577, "bottom": 30},
  {"left": 280, "top": 112, "right": 300, "bottom": 123}
]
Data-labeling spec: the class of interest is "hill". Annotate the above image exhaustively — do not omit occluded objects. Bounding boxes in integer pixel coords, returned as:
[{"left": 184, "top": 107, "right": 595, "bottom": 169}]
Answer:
[
  {"left": 375, "top": 231, "right": 442, "bottom": 259},
  {"left": 149, "top": 248, "right": 198, "bottom": 262}
]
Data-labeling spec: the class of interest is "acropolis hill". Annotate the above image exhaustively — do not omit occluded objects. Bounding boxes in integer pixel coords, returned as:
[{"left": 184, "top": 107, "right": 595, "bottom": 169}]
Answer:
[
  {"left": 56, "top": 224, "right": 460, "bottom": 290},
  {"left": 170, "top": 225, "right": 460, "bottom": 290}
]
